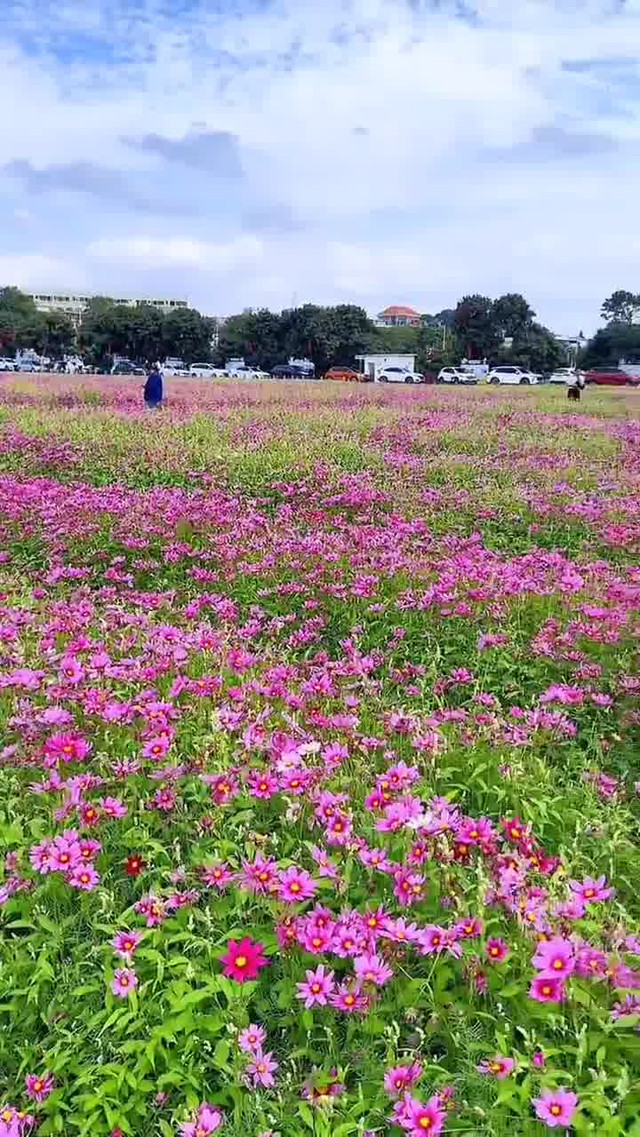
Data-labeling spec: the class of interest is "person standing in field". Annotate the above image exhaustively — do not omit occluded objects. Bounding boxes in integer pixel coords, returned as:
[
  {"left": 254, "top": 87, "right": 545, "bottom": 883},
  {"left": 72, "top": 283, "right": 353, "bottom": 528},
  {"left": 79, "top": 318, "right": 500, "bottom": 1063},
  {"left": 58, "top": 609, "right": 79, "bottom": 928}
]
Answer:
[
  {"left": 567, "top": 370, "right": 585, "bottom": 402},
  {"left": 143, "top": 362, "right": 163, "bottom": 410}
]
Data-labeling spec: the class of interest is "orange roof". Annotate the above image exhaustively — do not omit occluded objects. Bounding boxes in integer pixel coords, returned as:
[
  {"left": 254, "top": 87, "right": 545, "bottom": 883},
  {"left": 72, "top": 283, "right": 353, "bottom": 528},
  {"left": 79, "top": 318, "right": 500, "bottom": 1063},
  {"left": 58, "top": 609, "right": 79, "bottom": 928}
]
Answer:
[{"left": 379, "top": 305, "right": 421, "bottom": 317}]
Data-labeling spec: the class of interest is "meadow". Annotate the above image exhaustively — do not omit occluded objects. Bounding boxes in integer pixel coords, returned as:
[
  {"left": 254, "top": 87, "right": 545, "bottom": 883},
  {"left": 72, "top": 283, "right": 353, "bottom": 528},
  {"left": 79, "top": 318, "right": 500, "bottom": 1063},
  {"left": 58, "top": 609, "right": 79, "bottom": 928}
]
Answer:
[{"left": 0, "top": 375, "right": 638, "bottom": 1137}]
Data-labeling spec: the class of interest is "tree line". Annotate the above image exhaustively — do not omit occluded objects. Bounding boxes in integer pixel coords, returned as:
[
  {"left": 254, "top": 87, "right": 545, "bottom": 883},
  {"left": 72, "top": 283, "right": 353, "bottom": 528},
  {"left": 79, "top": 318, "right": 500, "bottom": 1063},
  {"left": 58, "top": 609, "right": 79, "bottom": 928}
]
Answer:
[{"left": 0, "top": 285, "right": 637, "bottom": 372}]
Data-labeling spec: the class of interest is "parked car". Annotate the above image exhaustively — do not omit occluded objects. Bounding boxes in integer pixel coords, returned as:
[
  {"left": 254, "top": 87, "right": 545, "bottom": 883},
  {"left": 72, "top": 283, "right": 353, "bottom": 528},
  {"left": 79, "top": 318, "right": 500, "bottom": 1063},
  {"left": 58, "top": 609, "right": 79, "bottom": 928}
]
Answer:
[
  {"left": 162, "top": 358, "right": 189, "bottom": 376},
  {"left": 584, "top": 366, "right": 640, "bottom": 387},
  {"left": 0, "top": 357, "right": 15, "bottom": 372},
  {"left": 548, "top": 367, "right": 584, "bottom": 386},
  {"left": 111, "top": 361, "right": 145, "bottom": 376},
  {"left": 15, "top": 360, "right": 39, "bottom": 373},
  {"left": 324, "top": 367, "right": 364, "bottom": 383},
  {"left": 189, "top": 363, "right": 220, "bottom": 378},
  {"left": 377, "top": 366, "right": 425, "bottom": 384},
  {"left": 487, "top": 366, "right": 539, "bottom": 385},
  {"left": 271, "top": 363, "right": 312, "bottom": 379},
  {"left": 437, "top": 366, "right": 479, "bottom": 385}
]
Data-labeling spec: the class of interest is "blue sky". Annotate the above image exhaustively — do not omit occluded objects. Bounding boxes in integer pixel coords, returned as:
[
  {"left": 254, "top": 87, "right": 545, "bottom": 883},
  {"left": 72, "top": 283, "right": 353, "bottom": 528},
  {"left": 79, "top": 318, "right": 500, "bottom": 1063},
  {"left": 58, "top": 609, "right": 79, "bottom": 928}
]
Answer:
[{"left": 1, "top": 0, "right": 639, "bottom": 331}]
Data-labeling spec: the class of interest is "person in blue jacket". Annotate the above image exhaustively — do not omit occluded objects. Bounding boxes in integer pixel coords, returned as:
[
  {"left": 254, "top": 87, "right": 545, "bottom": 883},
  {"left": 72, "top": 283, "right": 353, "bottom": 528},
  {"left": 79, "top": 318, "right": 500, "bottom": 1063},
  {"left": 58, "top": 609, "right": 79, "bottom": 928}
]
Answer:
[{"left": 143, "top": 363, "right": 163, "bottom": 409}]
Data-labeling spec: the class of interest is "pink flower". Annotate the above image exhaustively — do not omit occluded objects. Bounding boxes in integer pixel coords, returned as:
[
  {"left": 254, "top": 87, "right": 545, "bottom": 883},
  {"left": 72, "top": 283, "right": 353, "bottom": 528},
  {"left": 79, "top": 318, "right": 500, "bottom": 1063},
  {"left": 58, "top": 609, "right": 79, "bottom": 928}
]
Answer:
[
  {"left": 393, "top": 869, "right": 426, "bottom": 906},
  {"left": 220, "top": 937, "right": 268, "bottom": 982},
  {"left": 485, "top": 937, "right": 510, "bottom": 964},
  {"left": 201, "top": 862, "right": 235, "bottom": 890},
  {"left": 383, "top": 1063, "right": 423, "bottom": 1098},
  {"left": 532, "top": 1088, "right": 579, "bottom": 1129},
  {"left": 238, "top": 1023, "right": 267, "bottom": 1054},
  {"left": 112, "top": 930, "right": 143, "bottom": 960},
  {"left": 246, "top": 1049, "right": 279, "bottom": 1088},
  {"left": 25, "top": 1073, "right": 55, "bottom": 1101},
  {"left": 100, "top": 796, "right": 128, "bottom": 819},
  {"left": 395, "top": 1092, "right": 446, "bottom": 1134},
  {"left": 529, "top": 976, "right": 566, "bottom": 1003},
  {"left": 568, "top": 876, "right": 614, "bottom": 904},
  {"left": 354, "top": 952, "right": 394, "bottom": 987},
  {"left": 112, "top": 968, "right": 138, "bottom": 998},
  {"left": 49, "top": 834, "right": 82, "bottom": 874},
  {"left": 68, "top": 863, "right": 100, "bottom": 891},
  {"left": 532, "top": 937, "right": 575, "bottom": 980},
  {"left": 278, "top": 866, "right": 318, "bottom": 904},
  {"left": 329, "top": 983, "right": 368, "bottom": 1013},
  {"left": 477, "top": 1055, "right": 516, "bottom": 1079},
  {"left": 297, "top": 964, "right": 336, "bottom": 1008},
  {"left": 179, "top": 1103, "right": 224, "bottom": 1136},
  {"left": 247, "top": 770, "right": 279, "bottom": 799},
  {"left": 532, "top": 1051, "right": 546, "bottom": 1068},
  {"left": 29, "top": 840, "right": 54, "bottom": 875}
]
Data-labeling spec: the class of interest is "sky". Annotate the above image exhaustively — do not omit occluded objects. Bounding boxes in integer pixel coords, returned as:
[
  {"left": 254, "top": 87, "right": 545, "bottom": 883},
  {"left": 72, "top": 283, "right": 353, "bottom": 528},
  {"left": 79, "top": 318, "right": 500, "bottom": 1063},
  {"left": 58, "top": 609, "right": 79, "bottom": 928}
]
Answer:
[{"left": 1, "top": 0, "right": 639, "bottom": 333}]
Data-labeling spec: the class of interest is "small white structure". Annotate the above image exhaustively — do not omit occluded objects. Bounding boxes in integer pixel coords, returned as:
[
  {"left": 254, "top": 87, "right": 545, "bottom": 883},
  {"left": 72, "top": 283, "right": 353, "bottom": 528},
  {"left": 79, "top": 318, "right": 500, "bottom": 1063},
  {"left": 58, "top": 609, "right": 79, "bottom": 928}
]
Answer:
[{"left": 355, "top": 353, "right": 416, "bottom": 382}]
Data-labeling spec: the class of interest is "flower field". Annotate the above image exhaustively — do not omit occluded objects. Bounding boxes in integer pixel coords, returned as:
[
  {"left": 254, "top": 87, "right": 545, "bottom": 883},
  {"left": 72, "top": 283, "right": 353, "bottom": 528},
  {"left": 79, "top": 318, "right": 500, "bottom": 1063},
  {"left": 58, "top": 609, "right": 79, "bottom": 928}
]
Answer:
[{"left": 0, "top": 376, "right": 639, "bottom": 1137}]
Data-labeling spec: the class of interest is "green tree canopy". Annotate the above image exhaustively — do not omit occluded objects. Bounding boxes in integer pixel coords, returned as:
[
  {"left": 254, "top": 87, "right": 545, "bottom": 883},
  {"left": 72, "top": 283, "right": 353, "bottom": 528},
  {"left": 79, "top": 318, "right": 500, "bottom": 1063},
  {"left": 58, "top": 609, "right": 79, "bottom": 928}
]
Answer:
[{"left": 600, "top": 290, "right": 640, "bottom": 325}]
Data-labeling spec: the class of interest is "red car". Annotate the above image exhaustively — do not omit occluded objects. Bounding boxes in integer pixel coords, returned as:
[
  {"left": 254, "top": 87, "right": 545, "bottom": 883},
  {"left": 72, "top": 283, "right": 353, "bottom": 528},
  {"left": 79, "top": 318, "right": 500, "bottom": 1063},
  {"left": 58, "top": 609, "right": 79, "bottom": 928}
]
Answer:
[
  {"left": 584, "top": 367, "right": 640, "bottom": 387},
  {"left": 324, "top": 367, "right": 367, "bottom": 383}
]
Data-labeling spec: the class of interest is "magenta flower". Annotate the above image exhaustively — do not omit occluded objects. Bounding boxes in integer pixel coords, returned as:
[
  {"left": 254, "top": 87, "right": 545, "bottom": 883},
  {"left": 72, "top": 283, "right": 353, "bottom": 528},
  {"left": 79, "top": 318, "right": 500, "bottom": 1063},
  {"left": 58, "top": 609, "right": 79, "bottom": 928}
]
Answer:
[
  {"left": 329, "top": 983, "right": 368, "bottom": 1013},
  {"left": 532, "top": 1088, "right": 579, "bottom": 1129},
  {"left": 394, "top": 1092, "right": 446, "bottom": 1134},
  {"left": 201, "top": 862, "right": 234, "bottom": 890},
  {"left": 112, "top": 967, "right": 139, "bottom": 998},
  {"left": 477, "top": 1055, "right": 516, "bottom": 1079},
  {"left": 25, "top": 1073, "right": 55, "bottom": 1101},
  {"left": 179, "top": 1103, "right": 223, "bottom": 1136},
  {"left": 238, "top": 1023, "right": 267, "bottom": 1054},
  {"left": 99, "top": 796, "right": 128, "bottom": 819},
  {"left": 568, "top": 876, "right": 614, "bottom": 904},
  {"left": 297, "top": 964, "right": 336, "bottom": 1008},
  {"left": 278, "top": 865, "right": 318, "bottom": 904},
  {"left": 112, "top": 930, "right": 143, "bottom": 960},
  {"left": 246, "top": 1049, "right": 279, "bottom": 1088},
  {"left": 354, "top": 952, "right": 394, "bottom": 987},
  {"left": 68, "top": 864, "right": 100, "bottom": 891},
  {"left": 49, "top": 834, "right": 82, "bottom": 874},
  {"left": 485, "top": 937, "right": 510, "bottom": 964},
  {"left": 383, "top": 1062, "right": 423, "bottom": 1098},
  {"left": 529, "top": 976, "right": 566, "bottom": 1003},
  {"left": 532, "top": 1051, "right": 547, "bottom": 1068},
  {"left": 532, "top": 937, "right": 575, "bottom": 980},
  {"left": 221, "top": 937, "right": 268, "bottom": 982}
]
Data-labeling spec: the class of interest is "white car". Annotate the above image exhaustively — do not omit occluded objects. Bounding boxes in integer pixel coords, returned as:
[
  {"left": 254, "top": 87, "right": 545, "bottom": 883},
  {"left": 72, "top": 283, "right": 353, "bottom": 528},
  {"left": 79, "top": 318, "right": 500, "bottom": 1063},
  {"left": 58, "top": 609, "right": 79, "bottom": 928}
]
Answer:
[
  {"left": 549, "top": 367, "right": 583, "bottom": 386},
  {"left": 377, "top": 366, "right": 425, "bottom": 384},
  {"left": 438, "top": 366, "right": 479, "bottom": 385},
  {"left": 0, "top": 357, "right": 15, "bottom": 372},
  {"left": 189, "top": 363, "right": 221, "bottom": 378},
  {"left": 487, "top": 366, "right": 539, "bottom": 386}
]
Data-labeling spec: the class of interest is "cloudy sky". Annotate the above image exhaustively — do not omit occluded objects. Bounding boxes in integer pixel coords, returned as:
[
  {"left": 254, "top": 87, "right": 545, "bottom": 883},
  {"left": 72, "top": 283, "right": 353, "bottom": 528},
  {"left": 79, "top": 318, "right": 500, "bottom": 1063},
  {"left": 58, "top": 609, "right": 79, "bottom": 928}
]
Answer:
[{"left": 1, "top": 0, "right": 639, "bottom": 331}]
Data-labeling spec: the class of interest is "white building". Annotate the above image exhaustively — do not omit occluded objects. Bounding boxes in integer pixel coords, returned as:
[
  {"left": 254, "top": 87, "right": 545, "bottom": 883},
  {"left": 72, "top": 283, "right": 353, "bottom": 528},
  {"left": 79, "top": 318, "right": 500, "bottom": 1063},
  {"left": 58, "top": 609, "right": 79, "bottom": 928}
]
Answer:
[
  {"left": 355, "top": 353, "right": 416, "bottom": 381},
  {"left": 25, "top": 291, "right": 188, "bottom": 328},
  {"left": 374, "top": 305, "right": 421, "bottom": 328}
]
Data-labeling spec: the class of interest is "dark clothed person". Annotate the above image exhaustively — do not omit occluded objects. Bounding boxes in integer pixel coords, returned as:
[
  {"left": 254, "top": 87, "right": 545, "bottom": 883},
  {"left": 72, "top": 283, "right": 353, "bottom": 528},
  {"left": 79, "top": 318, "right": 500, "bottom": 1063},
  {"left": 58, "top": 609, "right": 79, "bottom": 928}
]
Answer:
[{"left": 144, "top": 368, "right": 163, "bottom": 409}]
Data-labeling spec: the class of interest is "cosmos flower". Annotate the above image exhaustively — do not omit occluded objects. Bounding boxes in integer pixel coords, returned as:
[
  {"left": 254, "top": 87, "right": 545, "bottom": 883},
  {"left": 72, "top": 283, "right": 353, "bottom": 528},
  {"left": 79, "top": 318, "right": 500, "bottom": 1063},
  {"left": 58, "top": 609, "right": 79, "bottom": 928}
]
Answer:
[
  {"left": 220, "top": 938, "right": 268, "bottom": 983},
  {"left": 532, "top": 1088, "right": 579, "bottom": 1129}
]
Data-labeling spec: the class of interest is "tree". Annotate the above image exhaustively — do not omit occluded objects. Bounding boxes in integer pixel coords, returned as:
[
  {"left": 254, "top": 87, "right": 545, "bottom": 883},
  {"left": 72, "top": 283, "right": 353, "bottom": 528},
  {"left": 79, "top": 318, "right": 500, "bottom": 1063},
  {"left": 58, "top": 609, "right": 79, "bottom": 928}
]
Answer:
[
  {"left": 0, "top": 287, "right": 46, "bottom": 354},
  {"left": 127, "top": 305, "right": 164, "bottom": 364},
  {"left": 581, "top": 323, "right": 640, "bottom": 368},
  {"left": 218, "top": 309, "right": 284, "bottom": 371},
  {"left": 507, "top": 323, "right": 566, "bottom": 373},
  {"left": 161, "top": 307, "right": 212, "bottom": 364},
  {"left": 493, "top": 293, "right": 535, "bottom": 339},
  {"left": 600, "top": 290, "right": 640, "bottom": 325},
  {"left": 454, "top": 294, "right": 500, "bottom": 359},
  {"left": 41, "top": 311, "right": 75, "bottom": 360}
]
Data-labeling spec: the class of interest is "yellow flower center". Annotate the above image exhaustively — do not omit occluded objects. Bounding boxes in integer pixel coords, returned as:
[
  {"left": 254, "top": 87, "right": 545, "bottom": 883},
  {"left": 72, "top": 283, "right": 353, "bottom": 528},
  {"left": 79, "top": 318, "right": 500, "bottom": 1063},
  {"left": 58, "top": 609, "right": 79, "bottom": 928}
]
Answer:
[{"left": 235, "top": 955, "right": 247, "bottom": 968}]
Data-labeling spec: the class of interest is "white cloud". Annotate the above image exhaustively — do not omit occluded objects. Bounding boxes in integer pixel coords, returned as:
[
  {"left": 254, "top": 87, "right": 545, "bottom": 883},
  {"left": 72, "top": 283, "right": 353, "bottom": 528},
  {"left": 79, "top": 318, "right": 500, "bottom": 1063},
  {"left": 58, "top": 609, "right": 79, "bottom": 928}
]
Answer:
[
  {"left": 87, "top": 234, "right": 264, "bottom": 271},
  {"left": 0, "top": 0, "right": 639, "bottom": 329}
]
